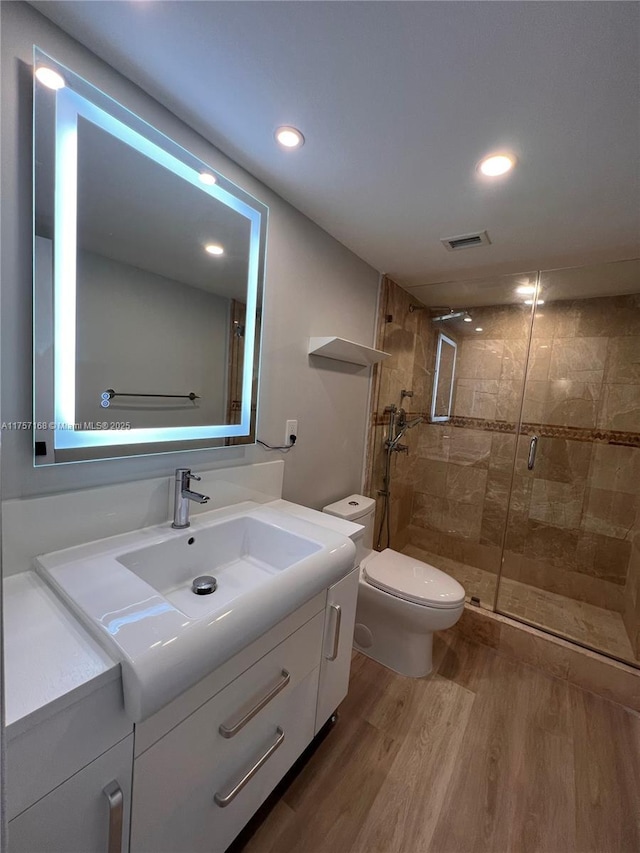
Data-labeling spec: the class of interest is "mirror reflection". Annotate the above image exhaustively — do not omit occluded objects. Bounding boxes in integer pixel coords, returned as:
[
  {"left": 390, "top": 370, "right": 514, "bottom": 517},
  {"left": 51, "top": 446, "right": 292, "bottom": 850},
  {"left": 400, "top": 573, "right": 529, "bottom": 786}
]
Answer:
[
  {"left": 33, "top": 49, "right": 267, "bottom": 464},
  {"left": 74, "top": 118, "right": 251, "bottom": 430}
]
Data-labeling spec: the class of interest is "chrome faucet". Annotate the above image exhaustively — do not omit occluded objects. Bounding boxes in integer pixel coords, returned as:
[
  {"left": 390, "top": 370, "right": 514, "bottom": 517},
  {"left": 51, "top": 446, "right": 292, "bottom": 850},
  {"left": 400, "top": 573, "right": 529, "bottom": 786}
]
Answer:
[{"left": 172, "top": 468, "right": 209, "bottom": 529}]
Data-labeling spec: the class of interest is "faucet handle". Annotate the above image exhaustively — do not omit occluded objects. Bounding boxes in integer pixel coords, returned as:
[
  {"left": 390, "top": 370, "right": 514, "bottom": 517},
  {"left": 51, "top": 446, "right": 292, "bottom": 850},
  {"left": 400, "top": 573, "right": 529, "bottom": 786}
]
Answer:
[{"left": 175, "top": 467, "right": 201, "bottom": 483}]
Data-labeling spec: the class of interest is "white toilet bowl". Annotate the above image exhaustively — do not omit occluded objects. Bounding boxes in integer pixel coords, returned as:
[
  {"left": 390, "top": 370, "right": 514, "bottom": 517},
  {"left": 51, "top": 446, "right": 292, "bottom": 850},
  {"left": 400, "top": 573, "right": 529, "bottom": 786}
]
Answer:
[
  {"left": 355, "top": 548, "right": 465, "bottom": 676},
  {"left": 323, "top": 495, "right": 465, "bottom": 677}
]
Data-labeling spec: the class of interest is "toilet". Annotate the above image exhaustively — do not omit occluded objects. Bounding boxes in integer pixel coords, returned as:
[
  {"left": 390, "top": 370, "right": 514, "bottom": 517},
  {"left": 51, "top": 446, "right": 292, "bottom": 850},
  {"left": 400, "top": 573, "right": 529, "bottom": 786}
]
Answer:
[{"left": 323, "top": 494, "right": 465, "bottom": 677}]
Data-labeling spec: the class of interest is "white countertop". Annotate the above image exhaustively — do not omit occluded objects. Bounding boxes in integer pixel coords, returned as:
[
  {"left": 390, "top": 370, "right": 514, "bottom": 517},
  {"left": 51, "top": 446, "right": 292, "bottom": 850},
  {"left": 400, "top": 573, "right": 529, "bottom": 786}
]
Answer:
[
  {"left": 268, "top": 499, "right": 365, "bottom": 539},
  {"left": 3, "top": 571, "right": 120, "bottom": 738}
]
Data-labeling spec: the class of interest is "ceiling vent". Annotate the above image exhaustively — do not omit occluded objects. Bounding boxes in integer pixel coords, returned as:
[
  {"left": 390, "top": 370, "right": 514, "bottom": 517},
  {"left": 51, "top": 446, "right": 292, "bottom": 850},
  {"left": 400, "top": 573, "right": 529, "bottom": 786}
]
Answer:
[{"left": 441, "top": 230, "right": 491, "bottom": 252}]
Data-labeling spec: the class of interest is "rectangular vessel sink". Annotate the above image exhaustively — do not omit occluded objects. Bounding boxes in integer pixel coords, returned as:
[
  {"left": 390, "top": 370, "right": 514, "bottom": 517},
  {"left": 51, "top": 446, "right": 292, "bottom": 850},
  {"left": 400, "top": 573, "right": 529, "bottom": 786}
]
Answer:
[
  {"left": 36, "top": 502, "right": 356, "bottom": 722},
  {"left": 117, "top": 516, "right": 322, "bottom": 619}
]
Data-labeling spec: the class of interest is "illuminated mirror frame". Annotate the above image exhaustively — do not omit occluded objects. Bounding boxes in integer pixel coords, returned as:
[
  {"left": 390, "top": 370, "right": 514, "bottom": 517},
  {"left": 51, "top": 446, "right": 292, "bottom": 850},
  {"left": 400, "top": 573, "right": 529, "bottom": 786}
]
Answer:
[
  {"left": 34, "top": 48, "right": 267, "bottom": 457},
  {"left": 430, "top": 332, "right": 457, "bottom": 422}
]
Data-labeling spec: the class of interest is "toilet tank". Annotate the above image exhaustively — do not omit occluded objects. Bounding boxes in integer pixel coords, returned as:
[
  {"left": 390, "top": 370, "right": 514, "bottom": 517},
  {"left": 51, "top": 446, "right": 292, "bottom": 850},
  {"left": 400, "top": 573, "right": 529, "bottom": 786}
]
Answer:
[{"left": 323, "top": 494, "right": 376, "bottom": 565}]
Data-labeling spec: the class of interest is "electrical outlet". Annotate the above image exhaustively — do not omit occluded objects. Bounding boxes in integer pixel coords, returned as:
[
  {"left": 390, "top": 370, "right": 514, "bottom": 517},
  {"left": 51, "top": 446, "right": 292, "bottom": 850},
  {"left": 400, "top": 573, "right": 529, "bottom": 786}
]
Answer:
[{"left": 285, "top": 419, "right": 298, "bottom": 445}]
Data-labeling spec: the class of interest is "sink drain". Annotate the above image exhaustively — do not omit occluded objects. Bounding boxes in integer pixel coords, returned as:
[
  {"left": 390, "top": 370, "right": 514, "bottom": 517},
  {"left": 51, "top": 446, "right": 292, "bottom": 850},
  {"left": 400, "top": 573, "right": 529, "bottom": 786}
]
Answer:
[{"left": 191, "top": 575, "right": 217, "bottom": 595}]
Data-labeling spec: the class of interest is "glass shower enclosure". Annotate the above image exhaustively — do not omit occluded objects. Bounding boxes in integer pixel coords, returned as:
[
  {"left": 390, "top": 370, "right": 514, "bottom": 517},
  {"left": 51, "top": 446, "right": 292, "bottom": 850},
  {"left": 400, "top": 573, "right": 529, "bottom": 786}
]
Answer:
[{"left": 368, "top": 258, "right": 640, "bottom": 668}]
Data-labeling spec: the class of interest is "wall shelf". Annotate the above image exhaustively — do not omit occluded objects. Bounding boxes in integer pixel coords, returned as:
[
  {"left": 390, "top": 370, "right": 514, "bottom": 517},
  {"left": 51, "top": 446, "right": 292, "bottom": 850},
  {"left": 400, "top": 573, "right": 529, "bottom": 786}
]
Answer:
[{"left": 308, "top": 337, "right": 391, "bottom": 367}]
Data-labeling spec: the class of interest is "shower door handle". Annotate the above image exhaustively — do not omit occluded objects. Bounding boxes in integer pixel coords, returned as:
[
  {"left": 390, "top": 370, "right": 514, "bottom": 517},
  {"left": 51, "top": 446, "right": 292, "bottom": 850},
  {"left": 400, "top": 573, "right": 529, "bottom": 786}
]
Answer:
[{"left": 527, "top": 436, "right": 538, "bottom": 470}]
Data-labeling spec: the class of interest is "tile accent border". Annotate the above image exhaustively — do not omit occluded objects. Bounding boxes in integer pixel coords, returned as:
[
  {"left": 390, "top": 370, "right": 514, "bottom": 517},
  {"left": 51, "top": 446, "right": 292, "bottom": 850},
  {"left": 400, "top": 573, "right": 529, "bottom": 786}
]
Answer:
[
  {"left": 372, "top": 411, "right": 640, "bottom": 448},
  {"left": 453, "top": 604, "right": 640, "bottom": 712}
]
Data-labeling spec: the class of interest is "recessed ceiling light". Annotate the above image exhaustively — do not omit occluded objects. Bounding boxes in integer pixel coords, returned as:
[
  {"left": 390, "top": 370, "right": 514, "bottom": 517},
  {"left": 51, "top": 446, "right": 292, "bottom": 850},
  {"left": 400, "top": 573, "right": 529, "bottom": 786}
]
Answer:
[
  {"left": 478, "top": 153, "right": 515, "bottom": 177},
  {"left": 463, "top": 316, "right": 473, "bottom": 323},
  {"left": 475, "top": 327, "right": 483, "bottom": 332},
  {"left": 275, "top": 126, "right": 305, "bottom": 149},
  {"left": 35, "top": 66, "right": 65, "bottom": 90},
  {"left": 524, "top": 299, "right": 545, "bottom": 306},
  {"left": 204, "top": 244, "right": 224, "bottom": 256},
  {"left": 199, "top": 172, "right": 217, "bottom": 186},
  {"left": 516, "top": 284, "right": 536, "bottom": 295}
]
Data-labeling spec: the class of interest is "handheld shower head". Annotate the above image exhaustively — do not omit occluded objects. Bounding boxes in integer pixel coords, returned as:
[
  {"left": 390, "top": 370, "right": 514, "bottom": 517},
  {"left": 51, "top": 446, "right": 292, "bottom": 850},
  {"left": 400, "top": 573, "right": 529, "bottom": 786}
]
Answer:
[
  {"left": 386, "top": 413, "right": 425, "bottom": 451},
  {"left": 406, "top": 415, "right": 424, "bottom": 429}
]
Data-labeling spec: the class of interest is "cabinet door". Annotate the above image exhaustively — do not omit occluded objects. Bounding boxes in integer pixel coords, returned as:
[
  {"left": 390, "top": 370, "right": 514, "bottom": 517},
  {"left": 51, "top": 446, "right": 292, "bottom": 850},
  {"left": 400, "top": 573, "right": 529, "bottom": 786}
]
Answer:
[
  {"left": 8, "top": 735, "right": 133, "bottom": 853},
  {"left": 315, "top": 567, "right": 359, "bottom": 733}
]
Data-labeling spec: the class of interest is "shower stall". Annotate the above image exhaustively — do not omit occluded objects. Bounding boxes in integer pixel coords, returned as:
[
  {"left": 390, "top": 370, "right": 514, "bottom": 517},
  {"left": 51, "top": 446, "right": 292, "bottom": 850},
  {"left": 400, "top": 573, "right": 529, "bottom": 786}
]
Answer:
[{"left": 367, "top": 258, "right": 640, "bottom": 668}]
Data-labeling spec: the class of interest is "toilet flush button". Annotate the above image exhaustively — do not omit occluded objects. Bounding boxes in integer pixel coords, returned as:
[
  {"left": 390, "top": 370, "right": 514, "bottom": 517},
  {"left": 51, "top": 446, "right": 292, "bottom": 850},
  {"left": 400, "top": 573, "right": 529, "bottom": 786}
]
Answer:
[{"left": 348, "top": 501, "right": 359, "bottom": 506}]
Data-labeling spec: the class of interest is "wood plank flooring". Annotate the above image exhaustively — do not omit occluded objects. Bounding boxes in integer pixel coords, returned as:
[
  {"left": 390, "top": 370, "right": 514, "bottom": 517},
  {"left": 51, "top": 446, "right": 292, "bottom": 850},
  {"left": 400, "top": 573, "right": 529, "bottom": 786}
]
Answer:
[{"left": 232, "top": 632, "right": 640, "bottom": 853}]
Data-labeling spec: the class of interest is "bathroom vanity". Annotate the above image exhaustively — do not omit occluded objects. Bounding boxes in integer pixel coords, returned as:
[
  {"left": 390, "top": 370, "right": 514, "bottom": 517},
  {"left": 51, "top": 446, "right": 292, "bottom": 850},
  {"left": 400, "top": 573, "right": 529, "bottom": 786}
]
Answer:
[
  {"left": 130, "top": 571, "right": 357, "bottom": 853},
  {"left": 5, "top": 497, "right": 361, "bottom": 853}
]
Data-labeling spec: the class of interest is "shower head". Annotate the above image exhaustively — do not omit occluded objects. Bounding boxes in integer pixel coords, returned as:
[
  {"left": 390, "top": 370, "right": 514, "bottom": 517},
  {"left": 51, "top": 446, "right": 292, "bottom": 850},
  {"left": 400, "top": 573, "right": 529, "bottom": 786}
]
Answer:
[
  {"left": 406, "top": 415, "right": 424, "bottom": 429},
  {"left": 431, "top": 310, "right": 467, "bottom": 323}
]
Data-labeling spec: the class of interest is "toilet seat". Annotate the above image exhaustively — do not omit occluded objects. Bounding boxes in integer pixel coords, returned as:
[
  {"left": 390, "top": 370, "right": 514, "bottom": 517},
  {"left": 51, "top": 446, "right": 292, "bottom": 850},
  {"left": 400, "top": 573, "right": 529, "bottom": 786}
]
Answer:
[{"left": 363, "top": 549, "right": 465, "bottom": 609}]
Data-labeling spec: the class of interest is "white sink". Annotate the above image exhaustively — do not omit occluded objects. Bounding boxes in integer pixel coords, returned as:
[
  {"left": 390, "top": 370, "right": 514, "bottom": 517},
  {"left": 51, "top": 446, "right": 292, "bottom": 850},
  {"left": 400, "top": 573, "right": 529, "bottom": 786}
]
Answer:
[
  {"left": 36, "top": 502, "right": 356, "bottom": 721},
  {"left": 117, "top": 515, "right": 322, "bottom": 619}
]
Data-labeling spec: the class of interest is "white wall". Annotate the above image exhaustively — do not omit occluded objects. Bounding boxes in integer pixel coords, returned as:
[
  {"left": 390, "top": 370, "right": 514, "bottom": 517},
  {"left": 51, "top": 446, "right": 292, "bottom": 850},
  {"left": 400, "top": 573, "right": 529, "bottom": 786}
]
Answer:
[
  {"left": 0, "top": 2, "right": 380, "bottom": 514},
  {"left": 74, "top": 250, "right": 229, "bottom": 428}
]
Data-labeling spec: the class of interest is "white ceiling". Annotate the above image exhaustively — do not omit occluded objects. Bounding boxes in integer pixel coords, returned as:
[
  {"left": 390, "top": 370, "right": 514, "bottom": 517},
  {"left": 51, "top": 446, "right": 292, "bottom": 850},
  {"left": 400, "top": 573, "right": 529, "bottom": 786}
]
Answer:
[{"left": 31, "top": 0, "right": 640, "bottom": 289}]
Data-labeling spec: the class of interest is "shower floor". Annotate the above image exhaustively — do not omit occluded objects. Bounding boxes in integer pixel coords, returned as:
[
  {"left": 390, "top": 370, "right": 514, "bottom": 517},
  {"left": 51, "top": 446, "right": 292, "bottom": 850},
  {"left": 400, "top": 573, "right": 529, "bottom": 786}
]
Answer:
[{"left": 402, "top": 544, "right": 639, "bottom": 666}]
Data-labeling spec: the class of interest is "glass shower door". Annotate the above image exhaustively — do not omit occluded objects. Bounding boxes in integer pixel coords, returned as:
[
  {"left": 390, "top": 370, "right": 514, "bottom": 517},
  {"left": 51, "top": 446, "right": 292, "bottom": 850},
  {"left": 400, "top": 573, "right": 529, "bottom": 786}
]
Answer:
[
  {"left": 495, "top": 259, "right": 640, "bottom": 668},
  {"left": 400, "top": 271, "right": 536, "bottom": 611}
]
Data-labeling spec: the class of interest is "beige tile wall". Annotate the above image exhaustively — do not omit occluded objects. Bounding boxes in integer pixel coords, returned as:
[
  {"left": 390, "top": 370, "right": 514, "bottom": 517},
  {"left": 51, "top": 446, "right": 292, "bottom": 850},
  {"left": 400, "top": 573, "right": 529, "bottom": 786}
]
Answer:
[
  {"left": 365, "top": 277, "right": 436, "bottom": 549},
  {"left": 409, "top": 296, "right": 640, "bottom": 624},
  {"left": 408, "top": 304, "right": 530, "bottom": 582},
  {"left": 367, "top": 282, "right": 640, "bottom": 654},
  {"left": 502, "top": 296, "right": 640, "bottom": 640}
]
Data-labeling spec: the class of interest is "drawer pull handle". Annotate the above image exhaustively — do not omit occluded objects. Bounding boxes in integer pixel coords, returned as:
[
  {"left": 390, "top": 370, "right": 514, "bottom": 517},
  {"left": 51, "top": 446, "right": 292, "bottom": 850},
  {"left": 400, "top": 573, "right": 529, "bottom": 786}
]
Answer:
[
  {"left": 219, "top": 670, "right": 290, "bottom": 738},
  {"left": 103, "top": 780, "right": 124, "bottom": 853},
  {"left": 214, "top": 727, "right": 285, "bottom": 808},
  {"left": 327, "top": 604, "right": 342, "bottom": 661}
]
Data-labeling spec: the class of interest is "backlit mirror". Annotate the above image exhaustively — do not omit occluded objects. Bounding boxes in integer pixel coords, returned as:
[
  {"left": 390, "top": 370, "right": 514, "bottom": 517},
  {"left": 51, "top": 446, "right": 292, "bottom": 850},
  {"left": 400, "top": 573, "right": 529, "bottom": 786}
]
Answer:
[
  {"left": 431, "top": 332, "right": 457, "bottom": 421},
  {"left": 33, "top": 48, "right": 267, "bottom": 464}
]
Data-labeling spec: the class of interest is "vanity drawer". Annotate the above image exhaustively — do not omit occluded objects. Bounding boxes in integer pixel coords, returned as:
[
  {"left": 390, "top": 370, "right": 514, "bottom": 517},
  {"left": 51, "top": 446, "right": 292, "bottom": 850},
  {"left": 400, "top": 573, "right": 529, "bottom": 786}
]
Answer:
[
  {"left": 131, "top": 666, "right": 319, "bottom": 853},
  {"left": 135, "top": 591, "right": 326, "bottom": 754},
  {"left": 136, "top": 608, "right": 323, "bottom": 756}
]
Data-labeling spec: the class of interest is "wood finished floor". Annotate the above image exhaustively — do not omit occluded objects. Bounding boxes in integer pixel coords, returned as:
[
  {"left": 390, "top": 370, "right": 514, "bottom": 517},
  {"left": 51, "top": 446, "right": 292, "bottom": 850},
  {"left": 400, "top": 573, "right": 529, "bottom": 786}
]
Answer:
[{"left": 234, "top": 634, "right": 640, "bottom": 853}]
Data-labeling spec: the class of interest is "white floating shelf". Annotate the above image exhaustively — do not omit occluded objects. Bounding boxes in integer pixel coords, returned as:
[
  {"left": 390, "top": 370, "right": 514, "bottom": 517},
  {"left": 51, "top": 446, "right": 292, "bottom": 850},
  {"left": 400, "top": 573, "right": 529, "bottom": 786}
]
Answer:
[{"left": 308, "top": 336, "right": 391, "bottom": 367}]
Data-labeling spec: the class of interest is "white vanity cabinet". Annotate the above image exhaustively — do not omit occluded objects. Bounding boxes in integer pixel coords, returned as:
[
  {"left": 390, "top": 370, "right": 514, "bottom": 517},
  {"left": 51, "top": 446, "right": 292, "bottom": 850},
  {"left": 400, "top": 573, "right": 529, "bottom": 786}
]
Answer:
[
  {"left": 131, "top": 610, "right": 325, "bottom": 853},
  {"left": 7, "top": 500, "right": 362, "bottom": 853},
  {"left": 315, "top": 567, "right": 360, "bottom": 733},
  {"left": 8, "top": 735, "right": 134, "bottom": 853},
  {"left": 4, "top": 572, "right": 134, "bottom": 853}
]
